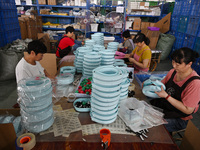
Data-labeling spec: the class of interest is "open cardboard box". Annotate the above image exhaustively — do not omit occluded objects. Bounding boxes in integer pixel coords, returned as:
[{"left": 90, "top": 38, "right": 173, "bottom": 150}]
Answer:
[
  {"left": 0, "top": 109, "right": 20, "bottom": 150},
  {"left": 180, "top": 120, "right": 200, "bottom": 150}
]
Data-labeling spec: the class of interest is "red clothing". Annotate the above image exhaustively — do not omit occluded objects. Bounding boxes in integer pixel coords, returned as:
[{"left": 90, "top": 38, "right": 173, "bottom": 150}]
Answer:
[
  {"left": 162, "top": 69, "right": 200, "bottom": 120},
  {"left": 56, "top": 36, "right": 75, "bottom": 57}
]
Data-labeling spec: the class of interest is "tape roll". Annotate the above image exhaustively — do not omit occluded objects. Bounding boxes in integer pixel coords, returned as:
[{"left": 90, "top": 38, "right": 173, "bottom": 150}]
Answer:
[{"left": 16, "top": 133, "right": 36, "bottom": 150}]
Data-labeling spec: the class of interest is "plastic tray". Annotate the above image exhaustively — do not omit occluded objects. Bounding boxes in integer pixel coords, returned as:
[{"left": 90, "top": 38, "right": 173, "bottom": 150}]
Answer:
[
  {"left": 75, "top": 76, "right": 91, "bottom": 98},
  {"left": 135, "top": 72, "right": 167, "bottom": 88},
  {"left": 73, "top": 98, "right": 91, "bottom": 112}
]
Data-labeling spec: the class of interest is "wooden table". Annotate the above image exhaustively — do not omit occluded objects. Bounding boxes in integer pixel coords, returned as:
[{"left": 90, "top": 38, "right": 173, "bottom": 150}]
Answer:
[{"left": 32, "top": 79, "right": 180, "bottom": 150}]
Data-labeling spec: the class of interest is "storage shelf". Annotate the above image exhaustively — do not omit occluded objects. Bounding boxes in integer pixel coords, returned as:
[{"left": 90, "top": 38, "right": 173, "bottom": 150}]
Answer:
[
  {"left": 39, "top": 5, "right": 86, "bottom": 8},
  {"left": 90, "top": 4, "right": 120, "bottom": 8},
  {"left": 40, "top": 14, "right": 76, "bottom": 18},
  {"left": 43, "top": 27, "right": 84, "bottom": 32},
  {"left": 16, "top": 4, "right": 37, "bottom": 6},
  {"left": 127, "top": 15, "right": 160, "bottom": 17}
]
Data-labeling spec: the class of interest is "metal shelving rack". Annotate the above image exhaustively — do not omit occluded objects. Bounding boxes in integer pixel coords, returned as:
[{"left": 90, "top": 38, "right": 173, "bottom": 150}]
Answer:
[{"left": 15, "top": 0, "right": 166, "bottom": 38}]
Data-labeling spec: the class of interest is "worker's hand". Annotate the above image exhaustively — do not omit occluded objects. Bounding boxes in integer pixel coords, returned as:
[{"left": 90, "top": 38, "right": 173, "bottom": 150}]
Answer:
[
  {"left": 128, "top": 57, "right": 136, "bottom": 63},
  {"left": 124, "top": 54, "right": 130, "bottom": 58},
  {"left": 81, "top": 41, "right": 85, "bottom": 45},
  {"left": 155, "top": 86, "right": 168, "bottom": 98}
]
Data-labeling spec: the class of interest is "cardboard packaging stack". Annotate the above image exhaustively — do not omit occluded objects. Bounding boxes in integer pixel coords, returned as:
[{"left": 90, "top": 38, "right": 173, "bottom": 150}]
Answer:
[{"left": 18, "top": 15, "right": 43, "bottom": 40}]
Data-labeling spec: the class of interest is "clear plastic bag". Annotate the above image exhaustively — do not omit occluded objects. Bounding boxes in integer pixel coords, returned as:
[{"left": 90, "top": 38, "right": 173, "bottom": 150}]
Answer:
[
  {"left": 119, "top": 98, "right": 145, "bottom": 132},
  {"left": 119, "top": 98, "right": 167, "bottom": 132}
]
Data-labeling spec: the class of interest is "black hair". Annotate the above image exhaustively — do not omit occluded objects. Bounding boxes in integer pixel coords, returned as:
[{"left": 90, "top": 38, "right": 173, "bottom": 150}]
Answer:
[
  {"left": 122, "top": 30, "right": 131, "bottom": 38},
  {"left": 171, "top": 47, "right": 199, "bottom": 64},
  {"left": 133, "top": 32, "right": 150, "bottom": 45},
  {"left": 27, "top": 40, "right": 47, "bottom": 55},
  {"left": 65, "top": 26, "right": 75, "bottom": 34}
]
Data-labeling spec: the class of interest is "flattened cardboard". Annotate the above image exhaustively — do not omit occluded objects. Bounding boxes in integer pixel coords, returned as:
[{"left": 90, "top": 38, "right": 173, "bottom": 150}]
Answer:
[
  {"left": 25, "top": 17, "right": 37, "bottom": 40},
  {"left": 141, "top": 22, "right": 150, "bottom": 30},
  {"left": 180, "top": 120, "right": 200, "bottom": 150},
  {"left": 40, "top": 53, "right": 57, "bottom": 76},
  {"left": 18, "top": 17, "right": 28, "bottom": 39},
  {"left": 0, "top": 124, "right": 17, "bottom": 150},
  {"left": 141, "top": 29, "right": 160, "bottom": 50},
  {"left": 38, "top": 33, "right": 51, "bottom": 53},
  {"left": 153, "top": 13, "right": 171, "bottom": 33}
]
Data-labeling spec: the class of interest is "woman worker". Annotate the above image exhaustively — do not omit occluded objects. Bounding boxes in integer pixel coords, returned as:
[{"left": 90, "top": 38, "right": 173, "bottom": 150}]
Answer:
[
  {"left": 151, "top": 47, "right": 200, "bottom": 133},
  {"left": 124, "top": 32, "right": 151, "bottom": 73}
]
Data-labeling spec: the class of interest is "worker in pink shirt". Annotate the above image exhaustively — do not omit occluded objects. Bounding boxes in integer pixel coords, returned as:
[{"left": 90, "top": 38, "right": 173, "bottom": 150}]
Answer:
[{"left": 151, "top": 47, "right": 200, "bottom": 133}]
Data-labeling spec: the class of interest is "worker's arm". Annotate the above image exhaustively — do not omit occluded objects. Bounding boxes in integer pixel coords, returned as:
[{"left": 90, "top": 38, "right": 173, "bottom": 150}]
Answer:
[
  {"left": 44, "top": 69, "right": 56, "bottom": 80},
  {"left": 155, "top": 86, "right": 195, "bottom": 114},
  {"left": 129, "top": 58, "right": 150, "bottom": 69}
]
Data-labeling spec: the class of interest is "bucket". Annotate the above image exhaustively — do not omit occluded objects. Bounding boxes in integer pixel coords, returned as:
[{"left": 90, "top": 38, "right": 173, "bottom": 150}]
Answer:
[{"left": 90, "top": 24, "right": 99, "bottom": 32}]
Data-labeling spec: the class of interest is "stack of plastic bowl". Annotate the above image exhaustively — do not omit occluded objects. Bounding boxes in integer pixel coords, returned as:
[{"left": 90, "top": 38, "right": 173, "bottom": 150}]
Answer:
[
  {"left": 17, "top": 77, "right": 54, "bottom": 133},
  {"left": 56, "top": 73, "right": 74, "bottom": 85},
  {"left": 85, "top": 39, "right": 96, "bottom": 48},
  {"left": 91, "top": 32, "right": 104, "bottom": 45},
  {"left": 93, "top": 45, "right": 105, "bottom": 52},
  {"left": 107, "top": 42, "right": 119, "bottom": 51},
  {"left": 100, "top": 50, "right": 115, "bottom": 66},
  {"left": 117, "top": 67, "right": 130, "bottom": 103},
  {"left": 74, "top": 47, "right": 91, "bottom": 73},
  {"left": 90, "top": 66, "right": 123, "bottom": 124},
  {"left": 60, "top": 66, "right": 76, "bottom": 75},
  {"left": 114, "top": 59, "right": 127, "bottom": 68},
  {"left": 83, "top": 52, "right": 101, "bottom": 77}
]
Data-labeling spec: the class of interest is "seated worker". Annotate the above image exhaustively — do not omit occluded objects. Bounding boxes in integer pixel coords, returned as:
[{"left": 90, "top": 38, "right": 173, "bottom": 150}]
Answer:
[
  {"left": 56, "top": 26, "right": 75, "bottom": 58},
  {"left": 119, "top": 30, "right": 135, "bottom": 54},
  {"left": 15, "top": 40, "right": 55, "bottom": 83},
  {"left": 72, "top": 34, "right": 85, "bottom": 51},
  {"left": 151, "top": 47, "right": 200, "bottom": 133},
  {"left": 124, "top": 32, "right": 151, "bottom": 73}
]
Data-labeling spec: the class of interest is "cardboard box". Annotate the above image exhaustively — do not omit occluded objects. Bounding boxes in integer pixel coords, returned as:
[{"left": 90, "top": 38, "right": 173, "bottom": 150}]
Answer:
[
  {"left": 141, "top": 29, "right": 160, "bottom": 50},
  {"left": 151, "top": 13, "right": 171, "bottom": 33},
  {"left": 38, "top": 33, "right": 51, "bottom": 53},
  {"left": 25, "top": 17, "right": 38, "bottom": 40},
  {"left": 0, "top": 109, "right": 20, "bottom": 150},
  {"left": 48, "top": 0, "right": 56, "bottom": 5},
  {"left": 18, "top": 17, "right": 28, "bottom": 39},
  {"left": 140, "top": 2, "right": 149, "bottom": 9},
  {"left": 38, "top": 0, "right": 46, "bottom": 4},
  {"left": 40, "top": 53, "right": 57, "bottom": 76},
  {"left": 36, "top": 16, "right": 43, "bottom": 34},
  {"left": 180, "top": 120, "right": 200, "bottom": 150},
  {"left": 133, "top": 18, "right": 141, "bottom": 30},
  {"left": 141, "top": 22, "right": 150, "bottom": 30}
]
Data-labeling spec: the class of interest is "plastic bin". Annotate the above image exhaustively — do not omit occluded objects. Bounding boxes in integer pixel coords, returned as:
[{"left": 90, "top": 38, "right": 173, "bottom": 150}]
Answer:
[
  {"left": 186, "top": 17, "right": 200, "bottom": 36},
  {"left": 135, "top": 72, "right": 167, "bottom": 89},
  {"left": 174, "top": 32, "right": 185, "bottom": 49},
  {"left": 178, "top": 16, "right": 189, "bottom": 33},
  {"left": 171, "top": 15, "right": 179, "bottom": 31},
  {"left": 194, "top": 37, "right": 200, "bottom": 54},
  {"left": 182, "top": 0, "right": 193, "bottom": 16},
  {"left": 182, "top": 34, "right": 195, "bottom": 49},
  {"left": 190, "top": 0, "right": 200, "bottom": 17},
  {"left": 192, "top": 57, "right": 200, "bottom": 75},
  {"left": 172, "top": 0, "right": 183, "bottom": 16}
]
